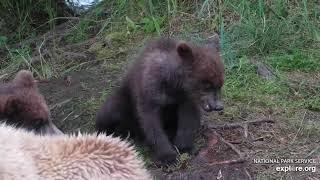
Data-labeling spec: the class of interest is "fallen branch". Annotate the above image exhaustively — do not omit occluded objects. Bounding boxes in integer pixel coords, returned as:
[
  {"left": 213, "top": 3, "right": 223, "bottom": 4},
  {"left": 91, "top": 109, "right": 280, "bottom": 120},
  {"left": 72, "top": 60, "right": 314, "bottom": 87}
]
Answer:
[
  {"left": 180, "top": 119, "right": 274, "bottom": 175},
  {"left": 201, "top": 129, "right": 247, "bottom": 166}
]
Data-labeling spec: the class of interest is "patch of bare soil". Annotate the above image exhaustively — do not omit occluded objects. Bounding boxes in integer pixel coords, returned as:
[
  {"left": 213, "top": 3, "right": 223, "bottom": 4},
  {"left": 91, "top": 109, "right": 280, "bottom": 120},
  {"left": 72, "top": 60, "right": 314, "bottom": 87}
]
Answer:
[
  {"left": 38, "top": 66, "right": 110, "bottom": 133},
  {"left": 32, "top": 21, "right": 126, "bottom": 133}
]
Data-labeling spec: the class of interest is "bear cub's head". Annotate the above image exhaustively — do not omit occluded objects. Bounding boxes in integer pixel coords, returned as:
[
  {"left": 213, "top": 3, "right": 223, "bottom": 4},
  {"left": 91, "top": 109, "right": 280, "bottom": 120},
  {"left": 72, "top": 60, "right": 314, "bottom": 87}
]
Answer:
[
  {"left": 177, "top": 36, "right": 224, "bottom": 112},
  {"left": 0, "top": 70, "right": 62, "bottom": 135}
]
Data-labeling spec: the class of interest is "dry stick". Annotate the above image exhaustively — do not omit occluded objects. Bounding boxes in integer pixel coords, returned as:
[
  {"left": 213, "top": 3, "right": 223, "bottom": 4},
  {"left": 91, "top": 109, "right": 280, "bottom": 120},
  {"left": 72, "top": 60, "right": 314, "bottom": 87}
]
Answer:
[
  {"left": 244, "top": 168, "right": 253, "bottom": 180},
  {"left": 306, "top": 146, "right": 320, "bottom": 158},
  {"left": 204, "top": 129, "right": 246, "bottom": 166},
  {"left": 243, "top": 123, "right": 249, "bottom": 139},
  {"left": 167, "top": 128, "right": 250, "bottom": 178},
  {"left": 49, "top": 98, "right": 72, "bottom": 110},
  {"left": 204, "top": 119, "right": 275, "bottom": 165},
  {"left": 62, "top": 111, "right": 74, "bottom": 122},
  {"left": 212, "top": 130, "right": 244, "bottom": 158},
  {"left": 0, "top": 73, "right": 8, "bottom": 80},
  {"left": 207, "top": 119, "right": 275, "bottom": 130},
  {"left": 207, "top": 158, "right": 246, "bottom": 166}
]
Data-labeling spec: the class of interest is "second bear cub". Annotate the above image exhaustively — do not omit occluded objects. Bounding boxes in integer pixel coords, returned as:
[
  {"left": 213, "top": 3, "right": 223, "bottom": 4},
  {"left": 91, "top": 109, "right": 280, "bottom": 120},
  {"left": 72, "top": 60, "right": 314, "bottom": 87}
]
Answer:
[{"left": 97, "top": 37, "right": 224, "bottom": 165}]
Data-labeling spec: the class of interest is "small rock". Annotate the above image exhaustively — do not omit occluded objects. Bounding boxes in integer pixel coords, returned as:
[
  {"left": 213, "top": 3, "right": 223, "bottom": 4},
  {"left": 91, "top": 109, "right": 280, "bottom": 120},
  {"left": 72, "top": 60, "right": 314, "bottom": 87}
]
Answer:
[{"left": 250, "top": 57, "right": 274, "bottom": 80}]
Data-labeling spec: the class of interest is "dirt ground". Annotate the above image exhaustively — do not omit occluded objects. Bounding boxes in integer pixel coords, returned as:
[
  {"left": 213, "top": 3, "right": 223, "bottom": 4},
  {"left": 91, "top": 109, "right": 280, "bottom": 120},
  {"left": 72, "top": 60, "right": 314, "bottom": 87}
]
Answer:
[{"left": 39, "top": 69, "right": 256, "bottom": 180}]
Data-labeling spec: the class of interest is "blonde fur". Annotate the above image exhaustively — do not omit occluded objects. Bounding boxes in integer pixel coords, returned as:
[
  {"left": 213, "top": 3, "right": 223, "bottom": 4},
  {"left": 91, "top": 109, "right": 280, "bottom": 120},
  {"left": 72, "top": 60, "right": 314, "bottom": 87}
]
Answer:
[{"left": 0, "top": 124, "right": 151, "bottom": 180}]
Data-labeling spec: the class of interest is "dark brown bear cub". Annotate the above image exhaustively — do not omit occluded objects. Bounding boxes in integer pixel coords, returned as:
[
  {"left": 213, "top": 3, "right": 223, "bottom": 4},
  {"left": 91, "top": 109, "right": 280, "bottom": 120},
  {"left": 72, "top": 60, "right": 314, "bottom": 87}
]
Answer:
[
  {"left": 0, "top": 70, "right": 62, "bottom": 135},
  {"left": 96, "top": 37, "right": 224, "bottom": 165}
]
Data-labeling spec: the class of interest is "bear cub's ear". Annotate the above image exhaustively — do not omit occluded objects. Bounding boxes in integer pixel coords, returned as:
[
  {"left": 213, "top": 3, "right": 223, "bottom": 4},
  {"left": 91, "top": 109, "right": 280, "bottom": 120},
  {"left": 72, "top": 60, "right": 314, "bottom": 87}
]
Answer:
[
  {"left": 13, "top": 70, "right": 36, "bottom": 88},
  {"left": 177, "top": 42, "right": 194, "bottom": 61},
  {"left": 4, "top": 96, "right": 23, "bottom": 117}
]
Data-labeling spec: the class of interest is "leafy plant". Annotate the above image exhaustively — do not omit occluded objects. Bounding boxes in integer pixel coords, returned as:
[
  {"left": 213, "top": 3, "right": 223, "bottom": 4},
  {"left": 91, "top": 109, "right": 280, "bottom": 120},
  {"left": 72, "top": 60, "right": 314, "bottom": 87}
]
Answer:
[{"left": 141, "top": 16, "right": 164, "bottom": 35}]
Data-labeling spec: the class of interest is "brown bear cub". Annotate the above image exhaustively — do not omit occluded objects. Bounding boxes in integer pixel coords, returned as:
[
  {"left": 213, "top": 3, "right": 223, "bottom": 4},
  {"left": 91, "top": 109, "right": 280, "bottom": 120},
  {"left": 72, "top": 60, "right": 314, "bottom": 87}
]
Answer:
[
  {"left": 0, "top": 70, "right": 62, "bottom": 135},
  {"left": 96, "top": 37, "right": 224, "bottom": 165}
]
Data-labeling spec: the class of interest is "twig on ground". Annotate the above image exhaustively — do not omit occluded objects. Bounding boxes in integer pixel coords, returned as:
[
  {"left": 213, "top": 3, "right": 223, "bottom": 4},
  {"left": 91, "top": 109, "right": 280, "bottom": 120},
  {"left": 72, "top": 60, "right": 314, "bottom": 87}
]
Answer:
[
  {"left": 207, "top": 118, "right": 275, "bottom": 130},
  {"left": 62, "top": 111, "right": 74, "bottom": 122},
  {"left": 244, "top": 168, "right": 252, "bottom": 180},
  {"left": 49, "top": 98, "right": 72, "bottom": 110},
  {"left": 208, "top": 158, "right": 246, "bottom": 166},
  {"left": 0, "top": 73, "right": 8, "bottom": 80},
  {"left": 201, "top": 128, "right": 246, "bottom": 166},
  {"left": 252, "top": 135, "right": 271, "bottom": 142},
  {"left": 306, "top": 146, "right": 320, "bottom": 158},
  {"left": 207, "top": 118, "right": 275, "bottom": 140},
  {"left": 212, "top": 130, "right": 244, "bottom": 158},
  {"left": 202, "top": 118, "right": 276, "bottom": 166},
  {"left": 243, "top": 123, "right": 248, "bottom": 139}
]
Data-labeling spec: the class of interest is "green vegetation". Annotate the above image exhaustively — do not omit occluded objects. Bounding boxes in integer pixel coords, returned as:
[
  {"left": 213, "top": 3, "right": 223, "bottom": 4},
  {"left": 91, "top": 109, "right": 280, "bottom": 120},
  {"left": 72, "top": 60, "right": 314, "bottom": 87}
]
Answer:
[
  {"left": 0, "top": 0, "right": 319, "bottom": 179},
  {"left": 0, "top": 0, "right": 60, "bottom": 42},
  {"left": 268, "top": 50, "right": 320, "bottom": 72},
  {"left": 66, "top": 20, "right": 94, "bottom": 43}
]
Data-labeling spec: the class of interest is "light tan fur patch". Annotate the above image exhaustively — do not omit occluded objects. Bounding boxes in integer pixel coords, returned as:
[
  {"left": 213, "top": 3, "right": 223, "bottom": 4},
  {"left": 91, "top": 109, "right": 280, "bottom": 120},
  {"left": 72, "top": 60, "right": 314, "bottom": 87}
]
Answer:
[{"left": 0, "top": 124, "right": 151, "bottom": 180}]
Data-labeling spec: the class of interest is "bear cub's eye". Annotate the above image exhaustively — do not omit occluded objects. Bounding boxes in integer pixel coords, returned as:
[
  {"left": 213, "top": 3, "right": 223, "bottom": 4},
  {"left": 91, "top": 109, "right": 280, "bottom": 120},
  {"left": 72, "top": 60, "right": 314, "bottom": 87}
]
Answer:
[{"left": 202, "top": 81, "right": 215, "bottom": 91}]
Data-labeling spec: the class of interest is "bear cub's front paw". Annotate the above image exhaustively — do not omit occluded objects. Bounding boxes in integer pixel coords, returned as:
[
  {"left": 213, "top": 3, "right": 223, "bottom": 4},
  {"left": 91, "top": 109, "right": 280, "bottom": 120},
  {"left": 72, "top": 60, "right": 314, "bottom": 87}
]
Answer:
[
  {"left": 174, "top": 134, "right": 194, "bottom": 153},
  {"left": 155, "top": 147, "right": 178, "bottom": 166}
]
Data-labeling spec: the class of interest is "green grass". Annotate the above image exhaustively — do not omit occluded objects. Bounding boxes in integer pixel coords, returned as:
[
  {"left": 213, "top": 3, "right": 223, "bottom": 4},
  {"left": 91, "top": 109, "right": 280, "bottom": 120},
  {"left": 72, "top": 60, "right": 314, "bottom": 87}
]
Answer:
[
  {"left": 224, "top": 57, "right": 288, "bottom": 106},
  {"left": 267, "top": 50, "right": 320, "bottom": 72},
  {"left": 0, "top": 0, "right": 58, "bottom": 42},
  {"left": 0, "top": 44, "right": 53, "bottom": 79},
  {"left": 224, "top": 55, "right": 320, "bottom": 111},
  {"left": 66, "top": 20, "right": 95, "bottom": 43}
]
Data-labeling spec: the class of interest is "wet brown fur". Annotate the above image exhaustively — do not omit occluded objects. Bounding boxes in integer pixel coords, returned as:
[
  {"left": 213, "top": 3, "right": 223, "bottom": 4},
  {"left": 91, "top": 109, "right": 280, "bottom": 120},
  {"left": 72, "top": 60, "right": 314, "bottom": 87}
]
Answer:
[
  {"left": 0, "top": 70, "right": 60, "bottom": 134},
  {"left": 97, "top": 37, "right": 224, "bottom": 165}
]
